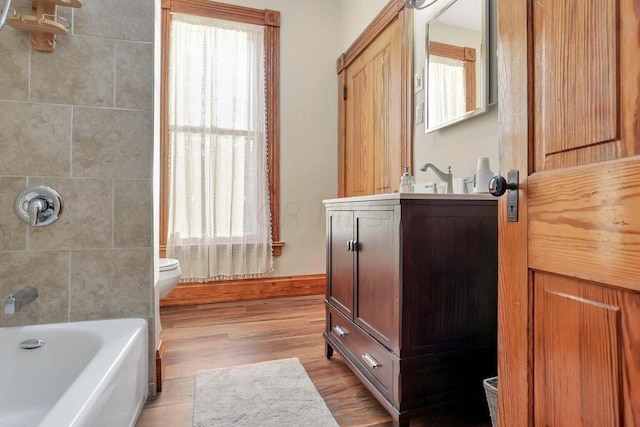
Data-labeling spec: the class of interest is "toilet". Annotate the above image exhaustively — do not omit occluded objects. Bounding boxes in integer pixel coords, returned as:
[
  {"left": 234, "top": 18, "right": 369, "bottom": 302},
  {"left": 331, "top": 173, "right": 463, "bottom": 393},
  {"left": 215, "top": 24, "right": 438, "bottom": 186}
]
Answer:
[{"left": 157, "top": 258, "right": 182, "bottom": 298}]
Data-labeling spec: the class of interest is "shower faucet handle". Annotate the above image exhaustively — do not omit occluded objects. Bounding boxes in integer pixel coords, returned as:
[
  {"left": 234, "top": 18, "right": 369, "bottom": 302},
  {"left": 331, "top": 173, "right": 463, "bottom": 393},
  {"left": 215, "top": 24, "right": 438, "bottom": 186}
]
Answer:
[
  {"left": 15, "top": 185, "right": 63, "bottom": 227},
  {"left": 27, "top": 197, "right": 47, "bottom": 226}
]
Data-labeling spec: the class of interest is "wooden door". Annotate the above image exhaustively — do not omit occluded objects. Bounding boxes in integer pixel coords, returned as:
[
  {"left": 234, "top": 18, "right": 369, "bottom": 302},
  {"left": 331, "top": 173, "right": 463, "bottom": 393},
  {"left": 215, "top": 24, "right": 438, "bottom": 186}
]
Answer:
[
  {"left": 498, "top": 0, "right": 640, "bottom": 426},
  {"left": 327, "top": 210, "right": 355, "bottom": 318},
  {"left": 353, "top": 209, "right": 399, "bottom": 353}
]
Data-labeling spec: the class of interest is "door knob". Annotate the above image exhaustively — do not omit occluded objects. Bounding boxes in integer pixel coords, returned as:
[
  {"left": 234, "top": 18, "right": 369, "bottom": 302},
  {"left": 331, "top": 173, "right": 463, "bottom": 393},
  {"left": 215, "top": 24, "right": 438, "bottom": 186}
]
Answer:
[
  {"left": 489, "top": 170, "right": 519, "bottom": 222},
  {"left": 488, "top": 175, "right": 517, "bottom": 197}
]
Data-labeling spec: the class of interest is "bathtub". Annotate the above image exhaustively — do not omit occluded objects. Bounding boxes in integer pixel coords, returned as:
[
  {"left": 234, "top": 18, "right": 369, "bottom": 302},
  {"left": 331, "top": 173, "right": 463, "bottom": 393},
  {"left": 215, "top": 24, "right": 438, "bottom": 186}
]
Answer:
[{"left": 0, "top": 318, "right": 148, "bottom": 427}]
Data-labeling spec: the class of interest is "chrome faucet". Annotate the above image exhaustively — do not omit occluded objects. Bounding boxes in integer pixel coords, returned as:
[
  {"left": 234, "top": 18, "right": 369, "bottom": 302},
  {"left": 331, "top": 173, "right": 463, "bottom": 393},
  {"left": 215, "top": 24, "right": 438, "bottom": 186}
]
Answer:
[
  {"left": 420, "top": 163, "right": 453, "bottom": 194},
  {"left": 462, "top": 177, "right": 474, "bottom": 194},
  {"left": 4, "top": 287, "right": 38, "bottom": 314}
]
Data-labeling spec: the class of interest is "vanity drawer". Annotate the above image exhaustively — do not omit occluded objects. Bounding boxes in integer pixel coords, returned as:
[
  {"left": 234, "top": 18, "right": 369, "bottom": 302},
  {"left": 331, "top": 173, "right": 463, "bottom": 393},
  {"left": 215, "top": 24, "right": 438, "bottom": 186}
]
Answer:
[{"left": 327, "top": 304, "right": 398, "bottom": 403}]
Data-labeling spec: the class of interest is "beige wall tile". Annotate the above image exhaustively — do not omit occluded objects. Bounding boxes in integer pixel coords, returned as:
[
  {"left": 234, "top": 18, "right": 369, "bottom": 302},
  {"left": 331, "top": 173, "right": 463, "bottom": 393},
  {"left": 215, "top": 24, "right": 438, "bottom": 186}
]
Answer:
[
  {"left": 0, "top": 102, "right": 72, "bottom": 176},
  {"left": 69, "top": 248, "right": 152, "bottom": 321},
  {"left": 114, "top": 179, "right": 152, "bottom": 248},
  {"left": 0, "top": 251, "right": 70, "bottom": 327},
  {"left": 72, "top": 107, "right": 153, "bottom": 179},
  {"left": 0, "top": 177, "right": 27, "bottom": 251},
  {"left": 27, "top": 178, "right": 113, "bottom": 250},
  {"left": 74, "top": 0, "right": 154, "bottom": 42},
  {"left": 31, "top": 35, "right": 115, "bottom": 107},
  {"left": 116, "top": 41, "right": 153, "bottom": 110},
  {"left": 0, "top": 28, "right": 30, "bottom": 101}
]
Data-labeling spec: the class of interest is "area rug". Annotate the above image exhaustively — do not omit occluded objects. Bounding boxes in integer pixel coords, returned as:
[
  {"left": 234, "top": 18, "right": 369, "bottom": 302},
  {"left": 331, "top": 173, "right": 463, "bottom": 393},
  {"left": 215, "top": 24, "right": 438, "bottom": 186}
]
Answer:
[{"left": 193, "top": 357, "right": 339, "bottom": 427}]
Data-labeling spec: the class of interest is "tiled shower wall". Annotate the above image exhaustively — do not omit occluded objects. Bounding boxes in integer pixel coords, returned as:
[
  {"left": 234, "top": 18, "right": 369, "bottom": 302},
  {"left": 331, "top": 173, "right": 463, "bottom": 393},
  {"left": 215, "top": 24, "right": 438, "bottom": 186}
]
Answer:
[{"left": 0, "top": 0, "right": 156, "bottom": 389}]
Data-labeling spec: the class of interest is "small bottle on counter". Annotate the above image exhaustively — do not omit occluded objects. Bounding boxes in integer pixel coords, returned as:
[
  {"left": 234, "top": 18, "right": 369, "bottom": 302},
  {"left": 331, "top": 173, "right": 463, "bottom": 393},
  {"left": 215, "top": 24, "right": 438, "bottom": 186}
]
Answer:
[{"left": 399, "top": 166, "right": 414, "bottom": 193}]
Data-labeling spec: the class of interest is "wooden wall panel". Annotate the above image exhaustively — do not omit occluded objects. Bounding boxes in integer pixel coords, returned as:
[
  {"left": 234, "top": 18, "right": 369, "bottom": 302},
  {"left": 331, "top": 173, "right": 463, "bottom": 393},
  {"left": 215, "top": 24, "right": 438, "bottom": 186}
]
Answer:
[
  {"left": 345, "top": 24, "right": 395, "bottom": 197},
  {"left": 534, "top": 0, "right": 618, "bottom": 169},
  {"left": 373, "top": 50, "right": 391, "bottom": 194},
  {"left": 338, "top": 0, "right": 411, "bottom": 198},
  {"left": 347, "top": 63, "right": 373, "bottom": 196}
]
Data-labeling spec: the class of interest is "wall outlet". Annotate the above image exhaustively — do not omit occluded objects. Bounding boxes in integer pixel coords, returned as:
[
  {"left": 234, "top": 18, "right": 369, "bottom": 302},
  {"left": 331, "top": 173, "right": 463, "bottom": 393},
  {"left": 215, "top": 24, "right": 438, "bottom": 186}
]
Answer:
[{"left": 415, "top": 102, "right": 424, "bottom": 125}]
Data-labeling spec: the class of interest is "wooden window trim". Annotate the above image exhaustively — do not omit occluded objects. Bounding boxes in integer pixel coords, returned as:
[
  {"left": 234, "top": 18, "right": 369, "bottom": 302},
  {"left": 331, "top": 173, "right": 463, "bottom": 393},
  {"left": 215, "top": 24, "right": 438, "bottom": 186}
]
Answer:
[
  {"left": 160, "top": 0, "right": 283, "bottom": 258},
  {"left": 429, "top": 41, "right": 477, "bottom": 112}
]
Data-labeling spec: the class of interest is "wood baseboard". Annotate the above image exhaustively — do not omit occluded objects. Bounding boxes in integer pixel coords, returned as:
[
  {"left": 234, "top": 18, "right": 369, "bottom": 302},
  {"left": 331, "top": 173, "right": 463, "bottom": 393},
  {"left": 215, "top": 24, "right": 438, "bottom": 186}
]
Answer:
[
  {"left": 155, "top": 340, "right": 165, "bottom": 393},
  {"left": 159, "top": 274, "right": 326, "bottom": 307}
]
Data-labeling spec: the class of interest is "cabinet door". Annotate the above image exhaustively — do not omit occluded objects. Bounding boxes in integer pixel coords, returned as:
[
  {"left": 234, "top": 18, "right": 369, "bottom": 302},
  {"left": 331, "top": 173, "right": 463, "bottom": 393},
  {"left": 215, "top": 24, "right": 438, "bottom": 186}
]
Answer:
[
  {"left": 354, "top": 209, "right": 399, "bottom": 353},
  {"left": 327, "top": 210, "right": 355, "bottom": 317}
]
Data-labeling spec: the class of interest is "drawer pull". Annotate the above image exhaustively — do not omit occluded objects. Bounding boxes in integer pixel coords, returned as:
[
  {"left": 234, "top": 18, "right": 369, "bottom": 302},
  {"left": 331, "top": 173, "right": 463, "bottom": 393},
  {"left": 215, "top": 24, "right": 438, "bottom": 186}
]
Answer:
[
  {"left": 362, "top": 353, "right": 381, "bottom": 370},
  {"left": 333, "top": 325, "right": 348, "bottom": 337}
]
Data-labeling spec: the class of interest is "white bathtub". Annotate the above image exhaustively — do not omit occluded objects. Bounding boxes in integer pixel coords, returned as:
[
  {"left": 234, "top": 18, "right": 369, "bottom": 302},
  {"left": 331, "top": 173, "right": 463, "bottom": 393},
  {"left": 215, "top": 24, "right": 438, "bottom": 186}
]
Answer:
[{"left": 0, "top": 318, "right": 148, "bottom": 427}]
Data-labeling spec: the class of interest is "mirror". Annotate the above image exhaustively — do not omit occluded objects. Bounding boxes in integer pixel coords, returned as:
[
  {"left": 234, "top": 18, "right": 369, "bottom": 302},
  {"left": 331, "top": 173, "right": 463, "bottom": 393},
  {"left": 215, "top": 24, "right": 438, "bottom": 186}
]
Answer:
[{"left": 425, "top": 0, "right": 489, "bottom": 132}]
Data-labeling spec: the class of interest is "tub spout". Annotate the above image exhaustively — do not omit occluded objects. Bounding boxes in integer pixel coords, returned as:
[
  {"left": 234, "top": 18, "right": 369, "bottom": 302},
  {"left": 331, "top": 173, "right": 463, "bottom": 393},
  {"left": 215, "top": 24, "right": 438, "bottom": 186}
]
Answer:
[{"left": 4, "top": 287, "right": 38, "bottom": 314}]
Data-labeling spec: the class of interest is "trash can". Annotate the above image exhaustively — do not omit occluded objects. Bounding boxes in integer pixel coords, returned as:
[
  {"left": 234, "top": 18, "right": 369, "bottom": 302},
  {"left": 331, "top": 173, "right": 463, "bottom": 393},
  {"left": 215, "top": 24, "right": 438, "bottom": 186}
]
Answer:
[{"left": 483, "top": 376, "right": 498, "bottom": 427}]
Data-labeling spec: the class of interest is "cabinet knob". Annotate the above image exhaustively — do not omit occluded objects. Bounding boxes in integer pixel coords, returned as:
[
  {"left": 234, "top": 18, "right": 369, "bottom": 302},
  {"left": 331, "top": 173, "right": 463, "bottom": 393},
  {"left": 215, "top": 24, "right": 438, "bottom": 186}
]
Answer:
[{"left": 347, "top": 240, "right": 359, "bottom": 252}]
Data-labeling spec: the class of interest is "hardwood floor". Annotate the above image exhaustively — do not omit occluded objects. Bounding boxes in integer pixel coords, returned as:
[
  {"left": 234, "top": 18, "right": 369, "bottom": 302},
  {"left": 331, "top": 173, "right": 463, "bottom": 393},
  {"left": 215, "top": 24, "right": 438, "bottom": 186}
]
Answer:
[{"left": 136, "top": 295, "right": 491, "bottom": 427}]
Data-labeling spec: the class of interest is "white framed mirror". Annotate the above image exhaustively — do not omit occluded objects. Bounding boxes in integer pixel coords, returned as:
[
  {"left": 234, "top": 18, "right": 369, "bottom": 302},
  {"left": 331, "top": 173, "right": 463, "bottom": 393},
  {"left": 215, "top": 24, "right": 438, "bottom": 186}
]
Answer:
[{"left": 425, "top": 0, "right": 489, "bottom": 132}]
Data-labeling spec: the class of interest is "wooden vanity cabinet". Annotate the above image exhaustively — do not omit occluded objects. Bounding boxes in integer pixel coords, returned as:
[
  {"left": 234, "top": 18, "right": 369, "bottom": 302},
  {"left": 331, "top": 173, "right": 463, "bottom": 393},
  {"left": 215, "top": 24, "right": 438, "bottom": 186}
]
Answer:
[{"left": 324, "top": 195, "right": 498, "bottom": 426}]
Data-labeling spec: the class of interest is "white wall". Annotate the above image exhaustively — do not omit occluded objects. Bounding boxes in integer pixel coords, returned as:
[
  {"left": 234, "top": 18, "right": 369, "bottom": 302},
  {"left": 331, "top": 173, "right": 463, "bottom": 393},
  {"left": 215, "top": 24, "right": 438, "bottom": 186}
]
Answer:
[
  {"left": 339, "top": 0, "right": 389, "bottom": 51},
  {"left": 413, "top": 1, "right": 499, "bottom": 187},
  {"left": 218, "top": 0, "right": 341, "bottom": 276}
]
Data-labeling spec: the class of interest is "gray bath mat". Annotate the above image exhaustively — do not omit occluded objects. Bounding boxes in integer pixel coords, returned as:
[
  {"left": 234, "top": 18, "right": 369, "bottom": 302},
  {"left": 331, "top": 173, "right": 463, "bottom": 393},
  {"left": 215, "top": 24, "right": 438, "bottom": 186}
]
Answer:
[{"left": 193, "top": 357, "right": 339, "bottom": 427}]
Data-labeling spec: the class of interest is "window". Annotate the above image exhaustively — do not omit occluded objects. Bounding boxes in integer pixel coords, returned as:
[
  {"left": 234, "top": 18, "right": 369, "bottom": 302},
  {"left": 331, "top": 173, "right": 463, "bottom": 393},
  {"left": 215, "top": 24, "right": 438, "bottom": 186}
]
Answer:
[
  {"left": 428, "top": 56, "right": 466, "bottom": 127},
  {"left": 160, "top": 0, "right": 282, "bottom": 281}
]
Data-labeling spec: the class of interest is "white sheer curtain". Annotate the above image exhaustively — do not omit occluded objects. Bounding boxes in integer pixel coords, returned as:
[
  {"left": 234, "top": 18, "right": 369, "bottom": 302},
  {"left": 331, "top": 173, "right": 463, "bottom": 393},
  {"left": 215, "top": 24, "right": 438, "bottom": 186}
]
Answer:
[
  {"left": 166, "top": 13, "right": 273, "bottom": 282},
  {"left": 428, "top": 56, "right": 466, "bottom": 128}
]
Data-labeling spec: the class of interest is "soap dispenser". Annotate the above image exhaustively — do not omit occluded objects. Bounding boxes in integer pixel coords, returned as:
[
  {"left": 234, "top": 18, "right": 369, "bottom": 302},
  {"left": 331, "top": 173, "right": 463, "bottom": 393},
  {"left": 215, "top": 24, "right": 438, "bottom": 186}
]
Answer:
[{"left": 399, "top": 166, "right": 414, "bottom": 193}]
